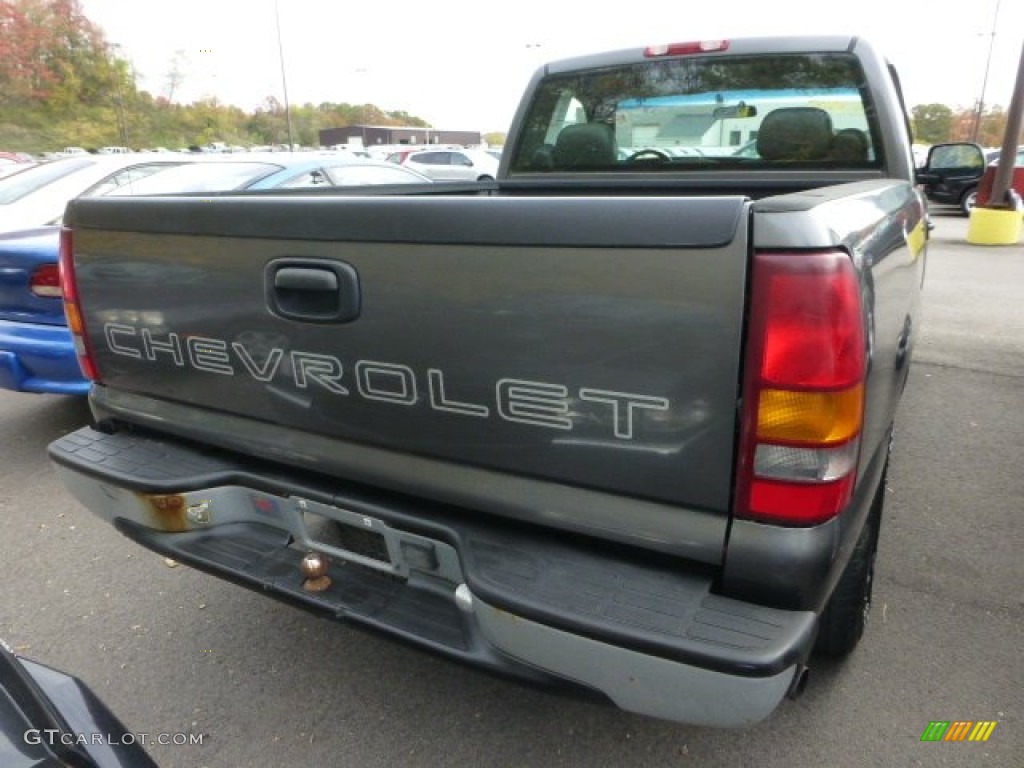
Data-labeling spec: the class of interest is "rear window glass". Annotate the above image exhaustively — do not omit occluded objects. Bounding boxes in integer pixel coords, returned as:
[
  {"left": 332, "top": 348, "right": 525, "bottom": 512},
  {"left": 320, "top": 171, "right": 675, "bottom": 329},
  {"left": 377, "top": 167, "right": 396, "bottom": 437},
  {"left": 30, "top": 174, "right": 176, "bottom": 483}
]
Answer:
[
  {"left": 103, "top": 162, "right": 283, "bottom": 194},
  {"left": 410, "top": 152, "right": 447, "bottom": 165},
  {"left": 0, "top": 158, "right": 95, "bottom": 204},
  {"left": 509, "top": 52, "right": 882, "bottom": 174}
]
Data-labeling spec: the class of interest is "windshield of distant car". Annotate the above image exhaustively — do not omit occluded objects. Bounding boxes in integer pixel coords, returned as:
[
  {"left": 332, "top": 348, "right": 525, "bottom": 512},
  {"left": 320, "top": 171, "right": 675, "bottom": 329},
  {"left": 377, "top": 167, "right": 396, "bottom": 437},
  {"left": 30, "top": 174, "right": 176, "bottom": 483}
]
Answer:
[
  {"left": 0, "top": 158, "right": 95, "bottom": 204},
  {"left": 80, "top": 162, "right": 190, "bottom": 197},
  {"left": 103, "top": 162, "right": 284, "bottom": 194}
]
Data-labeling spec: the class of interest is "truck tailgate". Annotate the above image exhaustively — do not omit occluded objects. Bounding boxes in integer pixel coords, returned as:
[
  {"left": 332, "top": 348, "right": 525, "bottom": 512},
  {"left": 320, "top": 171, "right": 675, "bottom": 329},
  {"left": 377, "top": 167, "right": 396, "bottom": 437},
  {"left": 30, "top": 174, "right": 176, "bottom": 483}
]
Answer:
[{"left": 68, "top": 194, "right": 749, "bottom": 516}]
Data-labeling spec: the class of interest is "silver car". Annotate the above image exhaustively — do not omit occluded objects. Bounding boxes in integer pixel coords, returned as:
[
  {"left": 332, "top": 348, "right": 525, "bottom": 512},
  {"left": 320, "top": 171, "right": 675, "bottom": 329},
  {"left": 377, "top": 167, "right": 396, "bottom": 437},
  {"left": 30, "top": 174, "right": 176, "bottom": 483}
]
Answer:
[{"left": 400, "top": 148, "right": 499, "bottom": 181}]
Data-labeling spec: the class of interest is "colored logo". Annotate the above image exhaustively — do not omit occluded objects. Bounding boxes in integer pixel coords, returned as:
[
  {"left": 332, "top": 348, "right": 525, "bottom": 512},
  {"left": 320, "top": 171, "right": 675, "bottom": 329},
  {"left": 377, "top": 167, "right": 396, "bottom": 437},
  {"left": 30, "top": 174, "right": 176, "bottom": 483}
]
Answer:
[{"left": 920, "top": 721, "right": 997, "bottom": 742}]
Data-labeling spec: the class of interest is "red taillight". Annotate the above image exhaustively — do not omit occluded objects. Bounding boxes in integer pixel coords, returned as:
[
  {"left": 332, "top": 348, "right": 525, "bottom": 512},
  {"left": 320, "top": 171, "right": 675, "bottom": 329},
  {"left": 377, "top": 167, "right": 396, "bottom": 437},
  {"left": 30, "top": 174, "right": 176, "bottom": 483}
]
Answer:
[
  {"left": 735, "top": 251, "right": 866, "bottom": 525},
  {"left": 30, "top": 264, "right": 62, "bottom": 298},
  {"left": 58, "top": 228, "right": 77, "bottom": 301},
  {"left": 644, "top": 40, "right": 730, "bottom": 57},
  {"left": 59, "top": 227, "right": 100, "bottom": 382}
]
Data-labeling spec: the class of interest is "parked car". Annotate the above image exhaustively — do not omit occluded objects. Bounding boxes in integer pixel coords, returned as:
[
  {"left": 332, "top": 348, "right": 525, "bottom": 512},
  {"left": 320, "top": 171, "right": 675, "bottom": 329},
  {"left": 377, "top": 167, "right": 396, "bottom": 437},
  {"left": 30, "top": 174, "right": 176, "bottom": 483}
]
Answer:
[
  {"left": 252, "top": 156, "right": 431, "bottom": 187},
  {"left": 0, "top": 155, "right": 432, "bottom": 395},
  {"left": 0, "top": 154, "right": 198, "bottom": 233},
  {"left": 384, "top": 147, "right": 425, "bottom": 165},
  {"left": 915, "top": 142, "right": 1000, "bottom": 215},
  {"left": 398, "top": 148, "right": 500, "bottom": 181},
  {"left": 975, "top": 145, "right": 1024, "bottom": 209},
  {"left": 122, "top": 154, "right": 434, "bottom": 192}
]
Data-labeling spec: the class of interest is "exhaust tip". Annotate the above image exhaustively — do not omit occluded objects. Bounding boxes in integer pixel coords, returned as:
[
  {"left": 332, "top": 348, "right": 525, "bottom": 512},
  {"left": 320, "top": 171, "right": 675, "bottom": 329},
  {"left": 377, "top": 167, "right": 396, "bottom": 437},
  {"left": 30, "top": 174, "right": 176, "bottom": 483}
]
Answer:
[{"left": 786, "top": 665, "right": 810, "bottom": 700}]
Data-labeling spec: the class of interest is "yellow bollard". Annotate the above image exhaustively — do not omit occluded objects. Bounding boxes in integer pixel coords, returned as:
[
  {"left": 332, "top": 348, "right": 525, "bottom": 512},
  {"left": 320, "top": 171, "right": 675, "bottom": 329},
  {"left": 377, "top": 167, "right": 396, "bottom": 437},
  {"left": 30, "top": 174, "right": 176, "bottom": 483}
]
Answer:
[{"left": 966, "top": 206, "right": 1023, "bottom": 245}]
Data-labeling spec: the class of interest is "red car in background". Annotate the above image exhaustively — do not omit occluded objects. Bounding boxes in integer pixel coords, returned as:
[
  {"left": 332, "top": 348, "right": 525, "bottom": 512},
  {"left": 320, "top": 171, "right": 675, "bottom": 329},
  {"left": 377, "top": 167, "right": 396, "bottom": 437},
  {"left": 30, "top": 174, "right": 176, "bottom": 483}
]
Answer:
[{"left": 976, "top": 146, "right": 1024, "bottom": 208}]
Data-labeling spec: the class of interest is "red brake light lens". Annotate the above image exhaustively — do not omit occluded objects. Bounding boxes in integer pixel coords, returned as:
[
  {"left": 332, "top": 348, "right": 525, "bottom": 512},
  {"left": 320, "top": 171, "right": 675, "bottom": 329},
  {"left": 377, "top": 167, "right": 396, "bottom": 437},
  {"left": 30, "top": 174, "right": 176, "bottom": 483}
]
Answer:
[
  {"left": 644, "top": 40, "right": 730, "bottom": 58},
  {"left": 756, "top": 254, "right": 866, "bottom": 390},
  {"left": 30, "top": 264, "right": 62, "bottom": 298},
  {"left": 735, "top": 251, "right": 866, "bottom": 526},
  {"left": 58, "top": 227, "right": 77, "bottom": 302},
  {"left": 58, "top": 226, "right": 100, "bottom": 382}
]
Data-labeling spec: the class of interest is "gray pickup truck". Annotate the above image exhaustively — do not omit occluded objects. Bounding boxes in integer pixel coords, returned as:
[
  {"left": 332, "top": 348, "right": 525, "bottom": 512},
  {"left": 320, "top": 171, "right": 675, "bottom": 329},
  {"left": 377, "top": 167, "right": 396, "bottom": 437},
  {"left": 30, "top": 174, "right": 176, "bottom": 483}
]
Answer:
[{"left": 49, "top": 36, "right": 925, "bottom": 727}]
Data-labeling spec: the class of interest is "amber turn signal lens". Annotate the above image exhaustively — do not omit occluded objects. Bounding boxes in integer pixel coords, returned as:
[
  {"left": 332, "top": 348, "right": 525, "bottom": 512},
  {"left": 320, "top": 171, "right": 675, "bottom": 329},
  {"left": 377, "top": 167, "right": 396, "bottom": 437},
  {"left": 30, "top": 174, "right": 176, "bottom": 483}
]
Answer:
[{"left": 756, "top": 385, "right": 863, "bottom": 445}]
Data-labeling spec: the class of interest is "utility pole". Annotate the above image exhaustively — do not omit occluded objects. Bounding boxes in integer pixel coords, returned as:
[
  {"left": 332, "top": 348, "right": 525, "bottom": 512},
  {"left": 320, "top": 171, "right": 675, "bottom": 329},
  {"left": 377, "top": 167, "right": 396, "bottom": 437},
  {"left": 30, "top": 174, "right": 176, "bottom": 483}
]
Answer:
[
  {"left": 275, "top": 0, "right": 295, "bottom": 150},
  {"left": 971, "top": 0, "right": 1001, "bottom": 142}
]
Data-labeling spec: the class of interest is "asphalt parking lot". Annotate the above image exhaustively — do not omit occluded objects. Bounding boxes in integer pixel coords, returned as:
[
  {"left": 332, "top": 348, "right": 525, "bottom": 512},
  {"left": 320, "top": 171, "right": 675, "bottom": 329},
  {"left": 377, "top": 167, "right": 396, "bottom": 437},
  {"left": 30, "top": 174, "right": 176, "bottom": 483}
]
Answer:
[{"left": 0, "top": 211, "right": 1021, "bottom": 767}]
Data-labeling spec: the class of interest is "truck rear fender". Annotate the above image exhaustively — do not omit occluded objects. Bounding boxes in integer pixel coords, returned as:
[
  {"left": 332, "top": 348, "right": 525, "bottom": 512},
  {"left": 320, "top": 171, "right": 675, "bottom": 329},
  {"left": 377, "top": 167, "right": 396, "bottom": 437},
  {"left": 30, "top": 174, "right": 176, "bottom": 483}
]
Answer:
[
  {"left": 723, "top": 181, "right": 925, "bottom": 610},
  {"left": 733, "top": 248, "right": 867, "bottom": 527}
]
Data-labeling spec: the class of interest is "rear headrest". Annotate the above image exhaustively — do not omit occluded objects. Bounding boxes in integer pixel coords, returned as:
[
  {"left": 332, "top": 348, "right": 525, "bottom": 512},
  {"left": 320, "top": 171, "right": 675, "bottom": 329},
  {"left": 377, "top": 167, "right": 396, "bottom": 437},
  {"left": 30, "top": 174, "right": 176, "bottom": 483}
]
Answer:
[
  {"left": 756, "top": 108, "right": 834, "bottom": 162},
  {"left": 553, "top": 123, "right": 616, "bottom": 168},
  {"left": 831, "top": 128, "right": 870, "bottom": 163}
]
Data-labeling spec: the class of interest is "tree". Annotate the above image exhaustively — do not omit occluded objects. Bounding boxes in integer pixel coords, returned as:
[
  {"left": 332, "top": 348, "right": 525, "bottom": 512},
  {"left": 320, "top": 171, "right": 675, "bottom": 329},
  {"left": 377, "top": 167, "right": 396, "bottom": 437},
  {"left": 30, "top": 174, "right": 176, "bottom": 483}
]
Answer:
[
  {"left": 946, "top": 104, "right": 1010, "bottom": 147},
  {"left": 164, "top": 49, "right": 187, "bottom": 102},
  {"left": 9, "top": 0, "right": 116, "bottom": 107},
  {"left": 0, "top": 0, "right": 60, "bottom": 104},
  {"left": 911, "top": 104, "right": 953, "bottom": 144},
  {"left": 976, "top": 105, "right": 1008, "bottom": 148}
]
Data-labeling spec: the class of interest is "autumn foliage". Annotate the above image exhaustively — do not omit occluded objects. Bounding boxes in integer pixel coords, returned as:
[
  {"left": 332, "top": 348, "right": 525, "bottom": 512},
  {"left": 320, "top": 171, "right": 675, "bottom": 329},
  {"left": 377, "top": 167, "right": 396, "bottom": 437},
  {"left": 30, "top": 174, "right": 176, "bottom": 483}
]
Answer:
[{"left": 0, "top": 0, "right": 114, "bottom": 105}]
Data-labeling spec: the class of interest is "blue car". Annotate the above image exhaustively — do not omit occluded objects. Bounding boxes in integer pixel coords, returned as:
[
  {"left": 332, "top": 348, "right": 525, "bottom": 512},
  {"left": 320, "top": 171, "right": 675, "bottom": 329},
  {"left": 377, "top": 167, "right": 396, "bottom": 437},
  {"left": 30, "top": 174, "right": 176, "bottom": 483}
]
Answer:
[
  {"left": 0, "top": 226, "right": 81, "bottom": 394},
  {"left": 109, "top": 153, "right": 433, "bottom": 192},
  {"left": 0, "top": 154, "right": 432, "bottom": 395}
]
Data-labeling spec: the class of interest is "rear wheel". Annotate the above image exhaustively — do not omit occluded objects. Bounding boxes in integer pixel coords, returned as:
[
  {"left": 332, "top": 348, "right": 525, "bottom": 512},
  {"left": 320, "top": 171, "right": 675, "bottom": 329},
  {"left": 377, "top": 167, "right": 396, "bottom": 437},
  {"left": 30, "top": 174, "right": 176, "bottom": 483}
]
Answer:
[
  {"left": 814, "top": 458, "right": 887, "bottom": 658},
  {"left": 814, "top": 514, "right": 877, "bottom": 658},
  {"left": 960, "top": 188, "right": 977, "bottom": 216}
]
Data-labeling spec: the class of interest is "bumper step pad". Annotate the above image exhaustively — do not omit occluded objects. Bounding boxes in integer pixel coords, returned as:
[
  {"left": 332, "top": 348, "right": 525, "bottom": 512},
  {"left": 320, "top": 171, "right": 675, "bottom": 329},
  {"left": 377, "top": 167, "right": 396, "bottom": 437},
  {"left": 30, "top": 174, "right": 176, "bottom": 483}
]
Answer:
[{"left": 121, "top": 519, "right": 470, "bottom": 653}]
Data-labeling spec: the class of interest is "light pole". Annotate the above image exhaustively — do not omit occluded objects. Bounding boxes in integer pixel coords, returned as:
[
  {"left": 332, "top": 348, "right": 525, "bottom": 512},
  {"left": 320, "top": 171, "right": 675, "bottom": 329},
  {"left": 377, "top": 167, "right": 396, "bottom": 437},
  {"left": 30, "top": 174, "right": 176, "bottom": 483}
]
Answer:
[
  {"left": 970, "top": 0, "right": 1001, "bottom": 142},
  {"left": 275, "top": 0, "right": 295, "bottom": 149},
  {"left": 987, "top": 40, "right": 1024, "bottom": 209}
]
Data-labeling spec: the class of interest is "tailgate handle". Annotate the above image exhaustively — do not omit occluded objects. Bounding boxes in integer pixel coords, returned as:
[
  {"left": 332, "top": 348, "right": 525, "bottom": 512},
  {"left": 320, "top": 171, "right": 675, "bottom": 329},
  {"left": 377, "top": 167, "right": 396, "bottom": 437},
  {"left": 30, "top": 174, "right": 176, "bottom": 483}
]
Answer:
[
  {"left": 267, "top": 259, "right": 360, "bottom": 323},
  {"left": 275, "top": 267, "right": 338, "bottom": 292}
]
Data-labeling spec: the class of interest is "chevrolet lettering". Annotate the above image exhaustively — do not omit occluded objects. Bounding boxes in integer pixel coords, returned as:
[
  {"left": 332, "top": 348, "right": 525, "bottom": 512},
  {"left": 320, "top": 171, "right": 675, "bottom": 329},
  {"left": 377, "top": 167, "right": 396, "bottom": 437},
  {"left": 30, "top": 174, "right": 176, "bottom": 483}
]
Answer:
[{"left": 101, "top": 321, "right": 670, "bottom": 437}]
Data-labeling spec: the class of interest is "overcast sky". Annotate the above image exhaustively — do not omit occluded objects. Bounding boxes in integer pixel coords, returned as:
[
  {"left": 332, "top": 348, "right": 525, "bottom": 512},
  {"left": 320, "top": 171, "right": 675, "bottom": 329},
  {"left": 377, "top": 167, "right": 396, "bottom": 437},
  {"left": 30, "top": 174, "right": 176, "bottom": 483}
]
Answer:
[{"left": 81, "top": 0, "right": 1023, "bottom": 134}]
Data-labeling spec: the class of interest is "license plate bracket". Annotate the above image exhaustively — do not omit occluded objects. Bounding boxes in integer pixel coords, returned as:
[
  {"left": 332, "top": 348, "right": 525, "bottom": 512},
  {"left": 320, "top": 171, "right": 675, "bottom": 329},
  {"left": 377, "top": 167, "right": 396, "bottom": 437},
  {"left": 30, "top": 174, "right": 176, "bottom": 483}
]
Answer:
[{"left": 287, "top": 497, "right": 405, "bottom": 577}]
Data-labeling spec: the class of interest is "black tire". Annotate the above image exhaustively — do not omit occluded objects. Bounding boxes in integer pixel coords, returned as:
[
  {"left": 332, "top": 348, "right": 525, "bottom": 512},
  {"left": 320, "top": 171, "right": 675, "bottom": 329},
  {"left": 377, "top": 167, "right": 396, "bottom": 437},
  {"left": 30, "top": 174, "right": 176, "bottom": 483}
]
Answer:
[
  {"left": 814, "top": 514, "right": 877, "bottom": 658},
  {"left": 960, "top": 187, "right": 977, "bottom": 216}
]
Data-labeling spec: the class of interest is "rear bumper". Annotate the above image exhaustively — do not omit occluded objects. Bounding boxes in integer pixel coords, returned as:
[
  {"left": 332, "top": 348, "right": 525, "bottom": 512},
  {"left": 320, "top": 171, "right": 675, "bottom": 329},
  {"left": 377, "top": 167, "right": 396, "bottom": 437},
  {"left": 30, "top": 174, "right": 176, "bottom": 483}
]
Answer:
[
  {"left": 49, "top": 426, "right": 816, "bottom": 727},
  {"left": 0, "top": 319, "right": 88, "bottom": 395}
]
